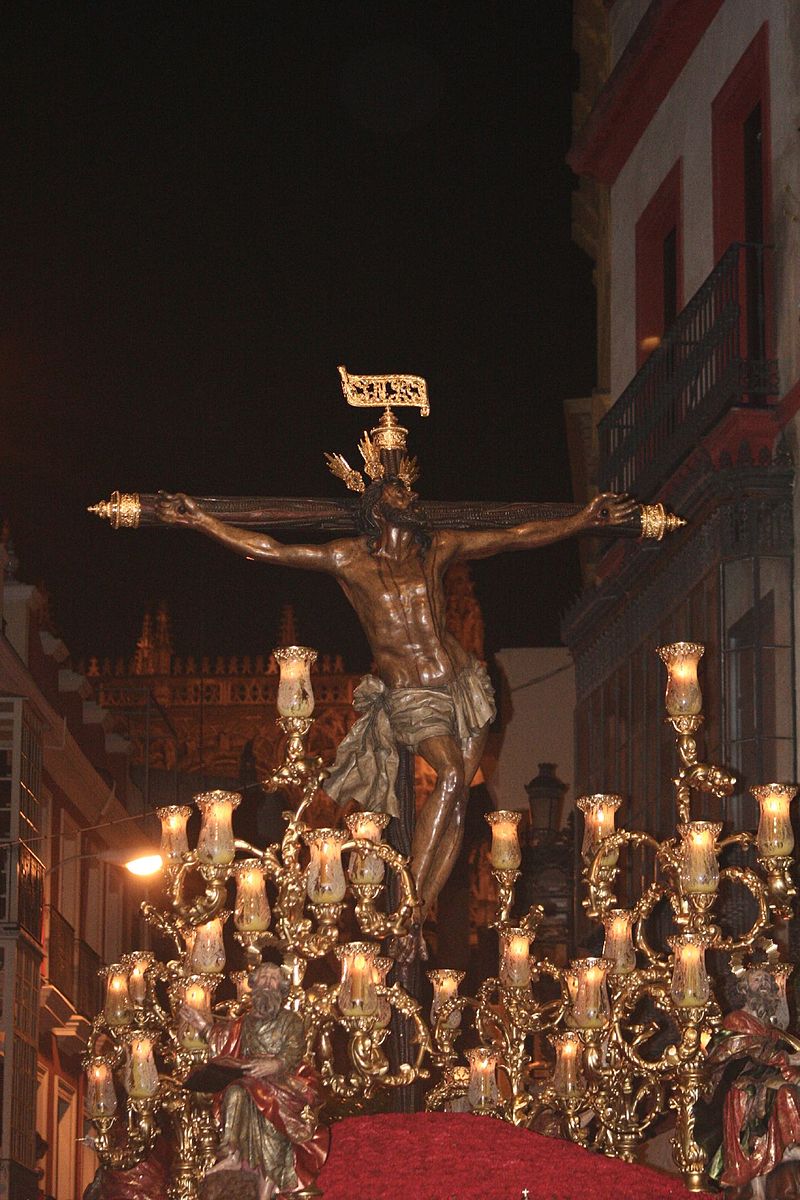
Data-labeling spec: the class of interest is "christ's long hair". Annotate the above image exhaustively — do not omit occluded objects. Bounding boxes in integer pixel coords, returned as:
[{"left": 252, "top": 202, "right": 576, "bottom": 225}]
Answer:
[{"left": 356, "top": 476, "right": 431, "bottom": 558}]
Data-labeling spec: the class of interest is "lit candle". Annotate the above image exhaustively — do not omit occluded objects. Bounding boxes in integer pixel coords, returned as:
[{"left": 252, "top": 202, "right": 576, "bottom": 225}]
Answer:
[
  {"left": 85, "top": 1059, "right": 117, "bottom": 1118},
  {"left": 189, "top": 917, "right": 226, "bottom": 974},
  {"left": 195, "top": 790, "right": 240, "bottom": 865},
  {"left": 125, "top": 952, "right": 154, "bottom": 1006},
  {"left": 570, "top": 957, "right": 611, "bottom": 1029},
  {"left": 552, "top": 1033, "right": 584, "bottom": 1099},
  {"left": 233, "top": 860, "right": 271, "bottom": 932},
  {"left": 577, "top": 795, "right": 622, "bottom": 867},
  {"left": 155, "top": 805, "right": 192, "bottom": 862},
  {"left": 668, "top": 934, "right": 711, "bottom": 1008},
  {"left": 657, "top": 642, "right": 704, "bottom": 717},
  {"left": 305, "top": 829, "right": 348, "bottom": 904},
  {"left": 428, "top": 969, "right": 465, "bottom": 1029},
  {"left": 102, "top": 965, "right": 134, "bottom": 1028},
  {"left": 274, "top": 645, "right": 317, "bottom": 717},
  {"left": 345, "top": 811, "right": 390, "bottom": 884},
  {"left": 466, "top": 1047, "right": 499, "bottom": 1111},
  {"left": 180, "top": 977, "right": 213, "bottom": 1048},
  {"left": 485, "top": 810, "right": 522, "bottom": 870},
  {"left": 335, "top": 942, "right": 379, "bottom": 1018},
  {"left": 752, "top": 784, "right": 797, "bottom": 858},
  {"left": 499, "top": 928, "right": 533, "bottom": 989},
  {"left": 602, "top": 909, "right": 636, "bottom": 975},
  {"left": 127, "top": 1033, "right": 159, "bottom": 1099},
  {"left": 679, "top": 821, "right": 722, "bottom": 894}
]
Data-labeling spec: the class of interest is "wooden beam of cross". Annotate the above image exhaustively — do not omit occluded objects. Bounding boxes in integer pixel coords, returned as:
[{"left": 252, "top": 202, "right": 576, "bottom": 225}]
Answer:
[{"left": 89, "top": 367, "right": 682, "bottom": 538}]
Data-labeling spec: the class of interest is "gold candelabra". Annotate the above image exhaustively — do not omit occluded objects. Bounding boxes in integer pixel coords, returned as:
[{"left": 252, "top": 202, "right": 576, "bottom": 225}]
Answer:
[
  {"left": 83, "top": 645, "right": 428, "bottom": 1200},
  {"left": 425, "top": 641, "right": 796, "bottom": 1193}
]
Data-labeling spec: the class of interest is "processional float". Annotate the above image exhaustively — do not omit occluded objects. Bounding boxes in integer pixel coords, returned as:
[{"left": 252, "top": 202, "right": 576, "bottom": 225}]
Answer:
[{"left": 83, "top": 370, "right": 792, "bottom": 1197}]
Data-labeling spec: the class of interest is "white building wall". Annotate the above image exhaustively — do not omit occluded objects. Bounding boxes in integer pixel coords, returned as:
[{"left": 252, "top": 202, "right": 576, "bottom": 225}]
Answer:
[
  {"left": 609, "top": 0, "right": 652, "bottom": 66},
  {"left": 491, "top": 647, "right": 575, "bottom": 818},
  {"left": 609, "top": 0, "right": 800, "bottom": 401}
]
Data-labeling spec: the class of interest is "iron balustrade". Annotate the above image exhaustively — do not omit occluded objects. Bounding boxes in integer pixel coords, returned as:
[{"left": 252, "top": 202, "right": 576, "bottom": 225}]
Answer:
[
  {"left": 599, "top": 243, "right": 778, "bottom": 498},
  {"left": 46, "top": 906, "right": 75, "bottom": 1003}
]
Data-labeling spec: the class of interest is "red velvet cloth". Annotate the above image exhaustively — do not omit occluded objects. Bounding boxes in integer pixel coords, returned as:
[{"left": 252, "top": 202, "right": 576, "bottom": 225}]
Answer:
[{"left": 315, "top": 1113, "right": 714, "bottom": 1200}]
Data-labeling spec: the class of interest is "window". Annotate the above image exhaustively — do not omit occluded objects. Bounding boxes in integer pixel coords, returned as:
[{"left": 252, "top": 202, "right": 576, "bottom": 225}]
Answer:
[
  {"left": 712, "top": 23, "right": 772, "bottom": 363},
  {"left": 635, "top": 160, "right": 683, "bottom": 366},
  {"left": 53, "top": 1082, "right": 77, "bottom": 1200}
]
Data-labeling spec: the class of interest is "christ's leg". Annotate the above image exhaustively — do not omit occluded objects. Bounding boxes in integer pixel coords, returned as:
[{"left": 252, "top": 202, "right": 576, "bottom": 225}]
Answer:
[
  {"left": 414, "top": 728, "right": 488, "bottom": 913},
  {"left": 412, "top": 727, "right": 488, "bottom": 916}
]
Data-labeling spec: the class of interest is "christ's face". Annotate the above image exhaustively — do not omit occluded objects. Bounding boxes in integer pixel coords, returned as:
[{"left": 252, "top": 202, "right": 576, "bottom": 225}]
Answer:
[{"left": 379, "top": 482, "right": 421, "bottom": 527}]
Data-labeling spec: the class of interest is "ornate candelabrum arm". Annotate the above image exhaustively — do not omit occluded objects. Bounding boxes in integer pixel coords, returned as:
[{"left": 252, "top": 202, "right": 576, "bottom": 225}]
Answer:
[
  {"left": 347, "top": 838, "right": 419, "bottom": 937},
  {"left": 585, "top": 829, "right": 662, "bottom": 920}
]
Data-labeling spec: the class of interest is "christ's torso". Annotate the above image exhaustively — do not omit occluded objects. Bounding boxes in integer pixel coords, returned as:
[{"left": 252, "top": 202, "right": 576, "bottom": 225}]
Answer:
[{"left": 335, "top": 532, "right": 468, "bottom": 689}]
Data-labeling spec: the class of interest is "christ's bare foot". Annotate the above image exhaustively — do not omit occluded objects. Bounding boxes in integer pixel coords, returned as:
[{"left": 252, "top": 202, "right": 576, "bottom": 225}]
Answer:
[{"left": 207, "top": 1147, "right": 242, "bottom": 1175}]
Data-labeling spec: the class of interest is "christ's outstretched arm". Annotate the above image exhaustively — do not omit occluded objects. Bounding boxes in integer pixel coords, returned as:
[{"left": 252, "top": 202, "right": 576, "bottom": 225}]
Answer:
[
  {"left": 155, "top": 492, "right": 345, "bottom": 573},
  {"left": 438, "top": 492, "right": 638, "bottom": 561}
]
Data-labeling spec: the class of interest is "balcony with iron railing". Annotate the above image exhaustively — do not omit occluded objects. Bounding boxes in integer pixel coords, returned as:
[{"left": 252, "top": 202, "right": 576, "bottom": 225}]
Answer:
[
  {"left": 598, "top": 243, "right": 779, "bottom": 498},
  {"left": 46, "top": 906, "right": 75, "bottom": 1004}
]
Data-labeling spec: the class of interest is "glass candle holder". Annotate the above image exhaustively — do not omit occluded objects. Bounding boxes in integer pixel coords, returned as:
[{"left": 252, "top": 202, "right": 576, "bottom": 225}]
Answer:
[
  {"left": 274, "top": 645, "right": 317, "bottom": 717},
  {"left": 125, "top": 952, "right": 154, "bottom": 1006},
  {"left": 345, "top": 811, "right": 390, "bottom": 884},
  {"left": 679, "top": 821, "right": 722, "bottom": 894},
  {"left": 658, "top": 642, "right": 704, "bottom": 717},
  {"left": 466, "top": 1047, "right": 499, "bottom": 1110},
  {"left": 752, "top": 784, "right": 797, "bottom": 858},
  {"left": 485, "top": 810, "right": 522, "bottom": 870},
  {"left": 305, "top": 829, "right": 348, "bottom": 905},
  {"left": 233, "top": 860, "right": 271, "bottom": 932},
  {"left": 372, "top": 956, "right": 393, "bottom": 1029},
  {"left": 195, "top": 790, "right": 240, "bottom": 866},
  {"left": 127, "top": 1032, "right": 159, "bottom": 1099},
  {"left": 577, "top": 795, "right": 622, "bottom": 867},
  {"left": 102, "top": 964, "right": 134, "bottom": 1029},
  {"left": 428, "top": 969, "right": 465, "bottom": 1029},
  {"left": 155, "top": 805, "right": 192, "bottom": 863},
  {"left": 85, "top": 1059, "right": 117, "bottom": 1118},
  {"left": 335, "top": 942, "right": 379, "bottom": 1018},
  {"left": 179, "top": 977, "right": 214, "bottom": 1049},
  {"left": 189, "top": 917, "right": 226, "bottom": 974},
  {"left": 570, "top": 957, "right": 611, "bottom": 1029},
  {"left": 552, "top": 1032, "right": 585, "bottom": 1099},
  {"left": 602, "top": 909, "right": 636, "bottom": 975},
  {"left": 230, "top": 970, "right": 253, "bottom": 1002},
  {"left": 668, "top": 934, "right": 711, "bottom": 1008},
  {"left": 499, "top": 928, "right": 533, "bottom": 989}
]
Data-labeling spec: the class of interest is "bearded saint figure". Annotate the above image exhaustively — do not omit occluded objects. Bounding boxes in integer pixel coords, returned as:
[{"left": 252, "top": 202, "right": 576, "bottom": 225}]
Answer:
[
  {"left": 706, "top": 966, "right": 800, "bottom": 1199},
  {"left": 182, "top": 963, "right": 328, "bottom": 1199}
]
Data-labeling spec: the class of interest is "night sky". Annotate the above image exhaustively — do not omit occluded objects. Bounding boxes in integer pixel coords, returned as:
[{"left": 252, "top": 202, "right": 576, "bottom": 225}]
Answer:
[{"left": 2, "top": 2, "right": 596, "bottom": 672}]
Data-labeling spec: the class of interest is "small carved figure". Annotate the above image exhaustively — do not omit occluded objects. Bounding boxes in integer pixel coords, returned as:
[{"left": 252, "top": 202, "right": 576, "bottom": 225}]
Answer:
[
  {"left": 182, "top": 963, "right": 328, "bottom": 1200},
  {"left": 707, "top": 966, "right": 800, "bottom": 1198},
  {"left": 81, "top": 1138, "right": 170, "bottom": 1200}
]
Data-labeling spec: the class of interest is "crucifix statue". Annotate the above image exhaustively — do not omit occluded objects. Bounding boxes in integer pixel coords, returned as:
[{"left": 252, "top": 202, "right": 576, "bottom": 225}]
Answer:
[{"left": 90, "top": 367, "right": 682, "bottom": 952}]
